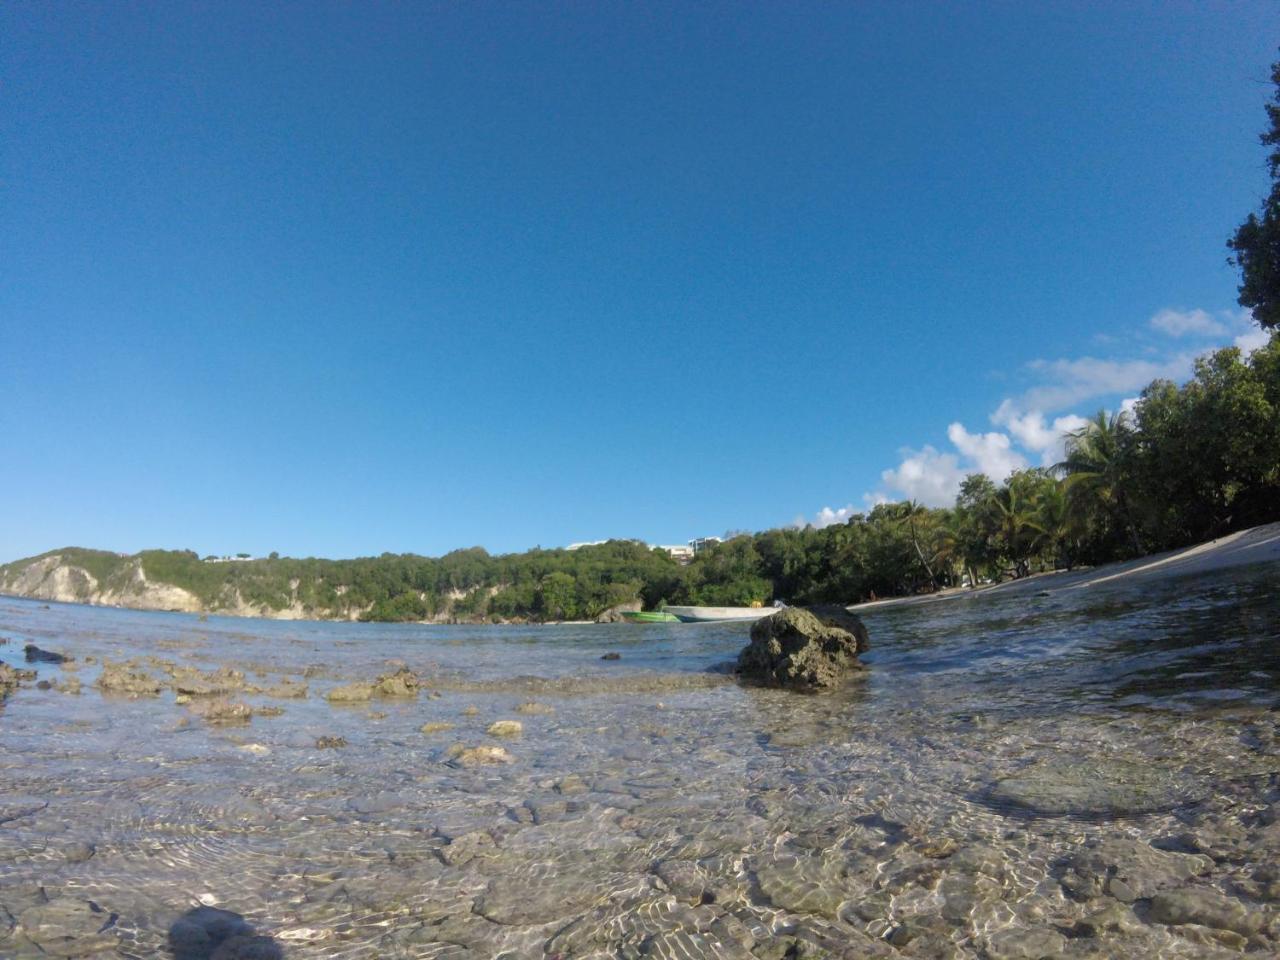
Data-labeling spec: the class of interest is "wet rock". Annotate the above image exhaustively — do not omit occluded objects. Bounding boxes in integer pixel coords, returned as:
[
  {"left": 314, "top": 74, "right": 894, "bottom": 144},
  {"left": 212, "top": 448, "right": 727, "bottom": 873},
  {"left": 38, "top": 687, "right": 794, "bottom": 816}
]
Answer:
[
  {"left": 1166, "top": 923, "right": 1250, "bottom": 951},
  {"left": 940, "top": 873, "right": 1001, "bottom": 922},
  {"left": 804, "top": 604, "right": 871, "bottom": 651},
  {"left": 325, "top": 682, "right": 374, "bottom": 703},
  {"left": 24, "top": 643, "right": 70, "bottom": 664},
  {"left": 255, "top": 705, "right": 284, "bottom": 717},
  {"left": 447, "top": 744, "right": 514, "bottom": 766},
  {"left": 37, "top": 679, "right": 53, "bottom": 690},
  {"left": 1070, "top": 901, "right": 1140, "bottom": 938},
  {"left": 16, "top": 898, "right": 119, "bottom": 957},
  {"left": 755, "top": 852, "right": 859, "bottom": 919},
  {"left": 601, "top": 652, "right": 622, "bottom": 661},
  {"left": 188, "top": 699, "right": 253, "bottom": 724},
  {"left": 94, "top": 660, "right": 162, "bottom": 697},
  {"left": 917, "top": 837, "right": 959, "bottom": 859},
  {"left": 987, "top": 757, "right": 1207, "bottom": 818},
  {"left": 315, "top": 736, "right": 347, "bottom": 749},
  {"left": 61, "top": 676, "right": 82, "bottom": 695},
  {"left": 595, "top": 598, "right": 642, "bottom": 623},
  {"left": 170, "top": 666, "right": 245, "bottom": 697},
  {"left": 0, "top": 798, "right": 48, "bottom": 825},
  {"left": 372, "top": 666, "right": 421, "bottom": 697},
  {"left": 62, "top": 841, "right": 96, "bottom": 863},
  {"left": 439, "top": 829, "right": 495, "bottom": 866},
  {"left": 169, "top": 906, "right": 282, "bottom": 960},
  {"left": 420, "top": 721, "right": 455, "bottom": 735},
  {"left": 461, "top": 705, "right": 479, "bottom": 715},
  {"left": 555, "top": 774, "right": 589, "bottom": 796},
  {"left": 346, "top": 793, "right": 405, "bottom": 815},
  {"left": 736, "top": 607, "right": 867, "bottom": 691},
  {"left": 515, "top": 701, "right": 555, "bottom": 715},
  {"left": 1148, "top": 887, "right": 1264, "bottom": 937},
  {"left": 984, "top": 925, "right": 1066, "bottom": 959},
  {"left": 1059, "top": 838, "right": 1212, "bottom": 902},
  {"left": 486, "top": 719, "right": 522, "bottom": 737},
  {"left": 258, "top": 679, "right": 307, "bottom": 699}
]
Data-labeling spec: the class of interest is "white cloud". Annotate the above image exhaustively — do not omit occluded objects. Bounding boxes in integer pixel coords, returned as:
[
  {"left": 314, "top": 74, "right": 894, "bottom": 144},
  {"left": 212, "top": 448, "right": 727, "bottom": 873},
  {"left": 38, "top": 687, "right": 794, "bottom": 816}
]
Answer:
[
  {"left": 1150, "top": 307, "right": 1226, "bottom": 338},
  {"left": 809, "top": 505, "right": 857, "bottom": 529},
  {"left": 1235, "top": 327, "right": 1270, "bottom": 355},
  {"left": 799, "top": 305, "right": 1269, "bottom": 524},
  {"left": 990, "top": 403, "right": 1088, "bottom": 466},
  {"left": 876, "top": 444, "right": 967, "bottom": 508},
  {"left": 946, "top": 423, "right": 1027, "bottom": 481},
  {"left": 1017, "top": 353, "right": 1195, "bottom": 413}
]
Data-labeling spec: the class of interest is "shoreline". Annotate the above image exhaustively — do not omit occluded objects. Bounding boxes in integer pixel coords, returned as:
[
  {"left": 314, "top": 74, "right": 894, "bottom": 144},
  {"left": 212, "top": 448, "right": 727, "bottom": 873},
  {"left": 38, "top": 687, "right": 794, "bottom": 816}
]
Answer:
[
  {"left": 847, "top": 520, "right": 1280, "bottom": 613},
  {"left": 4, "top": 521, "right": 1278, "bottom": 627}
]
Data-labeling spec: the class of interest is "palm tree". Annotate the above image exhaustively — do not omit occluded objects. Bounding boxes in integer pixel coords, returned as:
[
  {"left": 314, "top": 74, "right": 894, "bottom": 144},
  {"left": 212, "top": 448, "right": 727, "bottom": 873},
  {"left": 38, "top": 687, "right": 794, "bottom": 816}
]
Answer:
[
  {"left": 898, "top": 500, "right": 939, "bottom": 590},
  {"left": 1056, "top": 409, "right": 1143, "bottom": 554},
  {"left": 1027, "top": 478, "right": 1074, "bottom": 569},
  {"left": 989, "top": 484, "right": 1038, "bottom": 577}
]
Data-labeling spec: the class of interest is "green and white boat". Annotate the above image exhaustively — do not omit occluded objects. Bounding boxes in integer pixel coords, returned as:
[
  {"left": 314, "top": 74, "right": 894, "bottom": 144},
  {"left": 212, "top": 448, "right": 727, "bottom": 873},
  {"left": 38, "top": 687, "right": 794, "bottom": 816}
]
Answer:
[{"left": 620, "top": 610, "right": 680, "bottom": 624}]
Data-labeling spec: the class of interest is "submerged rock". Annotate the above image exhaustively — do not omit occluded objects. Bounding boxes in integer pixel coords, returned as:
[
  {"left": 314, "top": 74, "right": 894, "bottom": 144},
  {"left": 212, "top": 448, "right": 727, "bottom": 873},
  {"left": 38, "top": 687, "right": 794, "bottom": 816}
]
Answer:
[
  {"left": 736, "top": 607, "right": 868, "bottom": 691},
  {"left": 1060, "top": 838, "right": 1212, "bottom": 902},
  {"left": 486, "top": 720, "right": 523, "bottom": 738},
  {"left": 516, "top": 700, "right": 555, "bottom": 715},
  {"left": 988, "top": 758, "right": 1209, "bottom": 818},
  {"left": 189, "top": 699, "right": 253, "bottom": 724},
  {"left": 315, "top": 736, "right": 347, "bottom": 749},
  {"left": 0, "top": 661, "right": 34, "bottom": 698},
  {"left": 325, "top": 682, "right": 374, "bottom": 703},
  {"left": 16, "top": 898, "right": 119, "bottom": 956},
  {"left": 169, "top": 906, "right": 282, "bottom": 960},
  {"left": 170, "top": 666, "right": 245, "bottom": 697},
  {"left": 1148, "top": 887, "right": 1264, "bottom": 936},
  {"left": 447, "top": 744, "right": 514, "bottom": 766},
  {"left": 372, "top": 666, "right": 421, "bottom": 697},
  {"left": 95, "top": 660, "right": 162, "bottom": 697}
]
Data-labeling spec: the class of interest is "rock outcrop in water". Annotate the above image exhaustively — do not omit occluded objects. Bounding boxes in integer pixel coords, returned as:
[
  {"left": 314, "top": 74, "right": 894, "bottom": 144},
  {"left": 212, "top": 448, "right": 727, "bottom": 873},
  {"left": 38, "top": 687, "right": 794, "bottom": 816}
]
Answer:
[
  {"left": 595, "top": 599, "right": 642, "bottom": 623},
  {"left": 736, "top": 606, "right": 868, "bottom": 691}
]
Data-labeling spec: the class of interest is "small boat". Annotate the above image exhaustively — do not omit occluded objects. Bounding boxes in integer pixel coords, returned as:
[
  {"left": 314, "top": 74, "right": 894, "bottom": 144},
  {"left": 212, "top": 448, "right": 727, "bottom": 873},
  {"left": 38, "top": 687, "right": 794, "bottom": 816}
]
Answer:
[
  {"left": 663, "top": 605, "right": 779, "bottom": 623},
  {"left": 620, "top": 610, "right": 680, "bottom": 624}
]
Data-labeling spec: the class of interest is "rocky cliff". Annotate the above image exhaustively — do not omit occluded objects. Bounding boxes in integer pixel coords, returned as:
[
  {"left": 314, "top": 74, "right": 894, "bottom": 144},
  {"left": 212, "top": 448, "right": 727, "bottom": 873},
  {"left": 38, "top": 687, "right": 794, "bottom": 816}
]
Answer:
[{"left": 0, "top": 551, "right": 325, "bottom": 620}]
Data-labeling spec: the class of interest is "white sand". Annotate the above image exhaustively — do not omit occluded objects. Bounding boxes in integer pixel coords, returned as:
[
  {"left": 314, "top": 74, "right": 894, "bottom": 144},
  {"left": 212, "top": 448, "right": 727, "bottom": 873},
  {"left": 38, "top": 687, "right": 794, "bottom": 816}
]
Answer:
[{"left": 849, "top": 521, "right": 1280, "bottom": 613}]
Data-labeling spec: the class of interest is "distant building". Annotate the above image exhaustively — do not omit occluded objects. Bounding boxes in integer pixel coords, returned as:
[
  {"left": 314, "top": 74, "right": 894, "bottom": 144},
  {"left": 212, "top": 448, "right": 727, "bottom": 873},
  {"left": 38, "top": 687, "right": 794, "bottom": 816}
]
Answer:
[
  {"left": 202, "top": 555, "right": 257, "bottom": 563},
  {"left": 657, "top": 544, "right": 694, "bottom": 564},
  {"left": 689, "top": 536, "right": 722, "bottom": 555}
]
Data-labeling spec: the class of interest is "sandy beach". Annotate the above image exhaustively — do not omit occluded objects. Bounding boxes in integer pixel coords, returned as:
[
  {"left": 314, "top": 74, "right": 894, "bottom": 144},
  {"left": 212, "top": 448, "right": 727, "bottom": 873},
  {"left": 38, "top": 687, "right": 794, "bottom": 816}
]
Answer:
[{"left": 849, "top": 520, "right": 1280, "bottom": 613}]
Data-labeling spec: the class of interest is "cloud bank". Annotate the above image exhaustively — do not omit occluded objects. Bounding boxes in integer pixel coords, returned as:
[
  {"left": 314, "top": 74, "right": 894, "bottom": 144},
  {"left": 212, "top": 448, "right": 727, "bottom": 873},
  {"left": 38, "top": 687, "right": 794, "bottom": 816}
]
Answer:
[{"left": 799, "top": 307, "right": 1267, "bottom": 525}]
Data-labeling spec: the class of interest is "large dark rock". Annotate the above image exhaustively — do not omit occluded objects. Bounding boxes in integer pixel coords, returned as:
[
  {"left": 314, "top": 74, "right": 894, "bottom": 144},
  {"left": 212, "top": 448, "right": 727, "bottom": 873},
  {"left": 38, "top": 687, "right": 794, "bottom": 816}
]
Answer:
[
  {"left": 596, "top": 599, "right": 642, "bottom": 623},
  {"left": 24, "top": 644, "right": 70, "bottom": 664},
  {"left": 737, "top": 607, "right": 868, "bottom": 691}
]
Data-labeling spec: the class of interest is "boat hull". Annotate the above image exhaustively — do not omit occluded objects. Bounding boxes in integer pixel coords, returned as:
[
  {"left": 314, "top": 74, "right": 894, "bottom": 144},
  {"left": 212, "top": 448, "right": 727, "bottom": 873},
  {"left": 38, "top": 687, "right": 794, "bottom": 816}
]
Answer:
[
  {"left": 663, "top": 605, "right": 778, "bottom": 623},
  {"left": 620, "top": 611, "right": 679, "bottom": 623}
]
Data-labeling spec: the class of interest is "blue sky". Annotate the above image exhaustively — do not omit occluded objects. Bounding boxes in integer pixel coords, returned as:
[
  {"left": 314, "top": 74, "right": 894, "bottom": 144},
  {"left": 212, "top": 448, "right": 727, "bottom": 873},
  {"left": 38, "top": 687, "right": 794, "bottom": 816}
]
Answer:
[{"left": 1, "top": 2, "right": 1275, "bottom": 562}]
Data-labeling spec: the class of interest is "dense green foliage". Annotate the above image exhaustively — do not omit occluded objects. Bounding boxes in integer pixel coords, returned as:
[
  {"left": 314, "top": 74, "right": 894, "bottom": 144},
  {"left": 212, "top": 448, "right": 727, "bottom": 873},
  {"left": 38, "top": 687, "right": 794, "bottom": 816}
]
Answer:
[
  {"left": 1229, "top": 55, "right": 1280, "bottom": 329},
  {"left": 4, "top": 339, "right": 1277, "bottom": 621}
]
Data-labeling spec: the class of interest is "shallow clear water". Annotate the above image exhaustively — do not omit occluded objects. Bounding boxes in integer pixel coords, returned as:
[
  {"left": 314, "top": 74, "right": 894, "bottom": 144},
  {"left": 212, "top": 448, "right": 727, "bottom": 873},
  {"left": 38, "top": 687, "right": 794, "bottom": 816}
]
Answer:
[{"left": 1, "top": 563, "right": 1278, "bottom": 958}]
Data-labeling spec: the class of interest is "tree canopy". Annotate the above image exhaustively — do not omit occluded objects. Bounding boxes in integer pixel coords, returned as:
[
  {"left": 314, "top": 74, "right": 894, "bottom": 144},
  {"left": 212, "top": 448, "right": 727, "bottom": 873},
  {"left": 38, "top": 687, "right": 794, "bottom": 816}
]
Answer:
[{"left": 1229, "top": 55, "right": 1280, "bottom": 329}]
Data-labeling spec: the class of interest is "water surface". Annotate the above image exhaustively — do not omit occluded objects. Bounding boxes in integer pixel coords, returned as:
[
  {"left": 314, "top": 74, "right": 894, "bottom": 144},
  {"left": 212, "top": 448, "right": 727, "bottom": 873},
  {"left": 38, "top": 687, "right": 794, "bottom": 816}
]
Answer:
[{"left": 1, "top": 563, "right": 1277, "bottom": 957}]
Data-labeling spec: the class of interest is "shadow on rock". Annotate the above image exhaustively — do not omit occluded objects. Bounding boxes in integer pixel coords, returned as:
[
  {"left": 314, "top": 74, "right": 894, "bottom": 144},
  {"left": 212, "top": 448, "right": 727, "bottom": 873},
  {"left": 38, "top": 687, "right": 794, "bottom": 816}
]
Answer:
[{"left": 169, "top": 906, "right": 284, "bottom": 960}]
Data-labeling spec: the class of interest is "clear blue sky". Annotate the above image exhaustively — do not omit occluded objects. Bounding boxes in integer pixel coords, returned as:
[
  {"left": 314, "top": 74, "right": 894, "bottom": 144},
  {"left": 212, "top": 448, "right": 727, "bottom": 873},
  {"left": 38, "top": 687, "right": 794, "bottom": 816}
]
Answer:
[{"left": 2, "top": 2, "right": 1275, "bottom": 562}]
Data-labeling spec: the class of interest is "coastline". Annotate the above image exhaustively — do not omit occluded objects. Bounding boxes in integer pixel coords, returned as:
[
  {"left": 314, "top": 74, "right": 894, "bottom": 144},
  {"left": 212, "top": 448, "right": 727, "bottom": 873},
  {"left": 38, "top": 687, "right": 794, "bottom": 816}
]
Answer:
[
  {"left": 3, "top": 521, "right": 1278, "bottom": 626},
  {"left": 847, "top": 520, "right": 1280, "bottom": 613}
]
